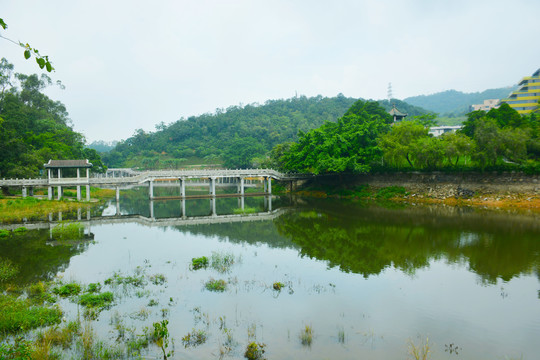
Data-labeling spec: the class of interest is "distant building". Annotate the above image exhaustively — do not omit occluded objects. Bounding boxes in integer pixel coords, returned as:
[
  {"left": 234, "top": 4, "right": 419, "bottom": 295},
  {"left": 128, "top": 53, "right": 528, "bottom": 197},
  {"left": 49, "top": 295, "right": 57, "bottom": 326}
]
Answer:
[
  {"left": 428, "top": 126, "right": 462, "bottom": 137},
  {"left": 470, "top": 99, "right": 500, "bottom": 112},
  {"left": 388, "top": 104, "right": 407, "bottom": 122},
  {"left": 500, "top": 68, "right": 540, "bottom": 114}
]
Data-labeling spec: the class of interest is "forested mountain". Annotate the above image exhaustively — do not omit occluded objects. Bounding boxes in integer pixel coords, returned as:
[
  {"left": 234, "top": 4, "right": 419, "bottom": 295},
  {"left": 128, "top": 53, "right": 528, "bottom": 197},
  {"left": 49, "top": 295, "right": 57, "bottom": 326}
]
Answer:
[
  {"left": 404, "top": 86, "right": 517, "bottom": 115},
  {"left": 104, "top": 95, "right": 357, "bottom": 168},
  {"left": 103, "top": 95, "right": 431, "bottom": 169},
  {"left": 0, "top": 58, "right": 104, "bottom": 178}
]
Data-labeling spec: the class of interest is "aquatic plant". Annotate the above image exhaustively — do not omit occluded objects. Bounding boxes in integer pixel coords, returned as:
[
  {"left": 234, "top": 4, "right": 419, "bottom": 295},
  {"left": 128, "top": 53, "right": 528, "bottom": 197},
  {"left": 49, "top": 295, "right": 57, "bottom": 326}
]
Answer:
[
  {"left": 78, "top": 292, "right": 114, "bottom": 309},
  {"left": 408, "top": 337, "right": 431, "bottom": 360},
  {"left": 0, "top": 258, "right": 19, "bottom": 283},
  {"left": 52, "top": 282, "right": 82, "bottom": 297},
  {"left": 182, "top": 328, "right": 207, "bottom": 348},
  {"left": 191, "top": 256, "right": 209, "bottom": 270},
  {"left": 244, "top": 342, "right": 266, "bottom": 360},
  {"left": 0, "top": 229, "right": 10, "bottom": 238},
  {"left": 272, "top": 282, "right": 285, "bottom": 291},
  {"left": 13, "top": 227, "right": 27, "bottom": 234},
  {"left": 152, "top": 320, "right": 172, "bottom": 360},
  {"left": 299, "top": 324, "right": 313, "bottom": 347},
  {"left": 149, "top": 273, "right": 167, "bottom": 285},
  {"left": 233, "top": 206, "right": 257, "bottom": 214},
  {"left": 337, "top": 327, "right": 346, "bottom": 344},
  {"left": 210, "top": 251, "right": 237, "bottom": 273},
  {"left": 376, "top": 186, "right": 407, "bottom": 199},
  {"left": 0, "top": 336, "right": 33, "bottom": 359},
  {"left": 0, "top": 295, "right": 62, "bottom": 334},
  {"left": 205, "top": 278, "right": 227, "bottom": 292},
  {"left": 51, "top": 222, "right": 85, "bottom": 240},
  {"left": 86, "top": 282, "right": 101, "bottom": 293},
  {"left": 104, "top": 271, "right": 147, "bottom": 287}
]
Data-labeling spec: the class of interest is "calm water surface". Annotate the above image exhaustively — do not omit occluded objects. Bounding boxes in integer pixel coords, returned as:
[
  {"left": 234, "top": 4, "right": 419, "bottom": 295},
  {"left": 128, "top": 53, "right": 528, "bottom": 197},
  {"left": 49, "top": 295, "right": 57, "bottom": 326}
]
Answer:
[{"left": 1, "top": 190, "right": 539, "bottom": 360}]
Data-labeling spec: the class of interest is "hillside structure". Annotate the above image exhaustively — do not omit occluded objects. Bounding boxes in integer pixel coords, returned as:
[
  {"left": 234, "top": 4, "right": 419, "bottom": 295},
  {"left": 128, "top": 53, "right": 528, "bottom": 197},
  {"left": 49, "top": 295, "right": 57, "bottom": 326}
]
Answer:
[
  {"left": 500, "top": 68, "right": 540, "bottom": 114},
  {"left": 389, "top": 104, "right": 407, "bottom": 122},
  {"left": 470, "top": 99, "right": 500, "bottom": 112},
  {"left": 44, "top": 159, "right": 93, "bottom": 200}
]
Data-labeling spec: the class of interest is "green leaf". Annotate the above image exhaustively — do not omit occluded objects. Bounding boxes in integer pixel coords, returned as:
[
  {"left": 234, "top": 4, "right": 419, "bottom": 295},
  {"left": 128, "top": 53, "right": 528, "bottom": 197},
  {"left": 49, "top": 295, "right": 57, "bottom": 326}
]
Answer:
[
  {"left": 36, "top": 58, "right": 45, "bottom": 69},
  {"left": 45, "top": 62, "right": 52, "bottom": 72},
  {"left": 24, "top": 50, "right": 31, "bottom": 59},
  {"left": 0, "top": 18, "right": 7, "bottom": 30}
]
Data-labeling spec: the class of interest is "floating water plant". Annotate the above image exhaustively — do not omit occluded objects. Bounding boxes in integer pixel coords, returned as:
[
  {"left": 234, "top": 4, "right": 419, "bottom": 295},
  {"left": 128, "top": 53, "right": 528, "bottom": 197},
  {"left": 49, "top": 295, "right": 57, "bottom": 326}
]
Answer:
[
  {"left": 210, "top": 251, "right": 237, "bottom": 273},
  {"left": 191, "top": 256, "right": 209, "bottom": 270},
  {"left": 52, "top": 282, "right": 82, "bottom": 297},
  {"left": 299, "top": 324, "right": 313, "bottom": 347},
  {"left": 244, "top": 342, "right": 266, "bottom": 360},
  {"left": 272, "top": 282, "right": 285, "bottom": 291},
  {"left": 149, "top": 273, "right": 167, "bottom": 285},
  {"left": 181, "top": 328, "right": 207, "bottom": 348},
  {"left": 78, "top": 292, "right": 114, "bottom": 309},
  {"left": 205, "top": 278, "right": 227, "bottom": 292}
]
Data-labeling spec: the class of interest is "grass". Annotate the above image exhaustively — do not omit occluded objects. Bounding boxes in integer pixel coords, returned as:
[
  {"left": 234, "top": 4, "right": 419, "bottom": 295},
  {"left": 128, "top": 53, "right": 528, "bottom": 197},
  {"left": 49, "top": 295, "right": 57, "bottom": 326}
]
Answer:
[
  {"left": 0, "top": 229, "right": 10, "bottom": 238},
  {"left": 299, "top": 324, "right": 313, "bottom": 347},
  {"left": 0, "top": 294, "right": 62, "bottom": 334},
  {"left": 205, "top": 278, "right": 227, "bottom": 292},
  {"left": 51, "top": 222, "right": 85, "bottom": 240},
  {"left": 233, "top": 206, "right": 257, "bottom": 214},
  {"left": 0, "top": 258, "right": 19, "bottom": 283},
  {"left": 104, "top": 271, "right": 147, "bottom": 288},
  {"left": 376, "top": 186, "right": 408, "bottom": 199},
  {"left": 149, "top": 273, "right": 167, "bottom": 285}
]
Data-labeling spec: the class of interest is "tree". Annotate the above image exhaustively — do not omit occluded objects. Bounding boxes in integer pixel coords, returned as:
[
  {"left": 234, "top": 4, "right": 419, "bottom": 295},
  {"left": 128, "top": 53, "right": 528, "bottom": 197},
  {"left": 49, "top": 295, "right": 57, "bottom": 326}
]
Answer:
[
  {"left": 441, "top": 132, "right": 473, "bottom": 166},
  {"left": 378, "top": 121, "right": 428, "bottom": 168}
]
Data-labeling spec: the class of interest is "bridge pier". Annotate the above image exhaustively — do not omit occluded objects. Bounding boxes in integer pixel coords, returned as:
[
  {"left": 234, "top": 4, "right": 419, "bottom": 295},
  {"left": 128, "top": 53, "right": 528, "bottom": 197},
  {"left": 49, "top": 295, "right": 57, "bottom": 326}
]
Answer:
[
  {"left": 209, "top": 177, "right": 216, "bottom": 196},
  {"left": 22, "top": 186, "right": 27, "bottom": 198},
  {"left": 238, "top": 196, "right": 245, "bottom": 211},
  {"left": 181, "top": 198, "right": 186, "bottom": 219},
  {"left": 211, "top": 197, "right": 216, "bottom": 216},
  {"left": 149, "top": 180, "right": 154, "bottom": 199},
  {"left": 237, "top": 177, "right": 244, "bottom": 195},
  {"left": 179, "top": 178, "right": 185, "bottom": 197}
]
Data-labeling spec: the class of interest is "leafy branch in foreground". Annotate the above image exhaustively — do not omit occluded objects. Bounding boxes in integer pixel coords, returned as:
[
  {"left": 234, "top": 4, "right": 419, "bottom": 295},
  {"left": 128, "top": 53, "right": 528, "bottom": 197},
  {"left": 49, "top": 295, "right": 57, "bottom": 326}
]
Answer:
[{"left": 0, "top": 17, "right": 54, "bottom": 72}]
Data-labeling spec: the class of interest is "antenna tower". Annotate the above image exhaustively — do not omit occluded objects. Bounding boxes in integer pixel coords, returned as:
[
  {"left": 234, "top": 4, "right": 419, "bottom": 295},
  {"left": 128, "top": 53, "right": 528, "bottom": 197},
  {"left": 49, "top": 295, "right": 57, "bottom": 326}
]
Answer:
[{"left": 387, "top": 82, "right": 393, "bottom": 100}]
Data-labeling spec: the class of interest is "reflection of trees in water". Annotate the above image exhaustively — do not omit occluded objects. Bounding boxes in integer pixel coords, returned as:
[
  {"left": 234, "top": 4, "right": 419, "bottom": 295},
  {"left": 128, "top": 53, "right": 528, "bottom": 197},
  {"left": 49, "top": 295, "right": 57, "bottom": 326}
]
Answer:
[
  {"left": 273, "top": 199, "right": 540, "bottom": 283},
  {"left": 0, "top": 230, "right": 90, "bottom": 284}
]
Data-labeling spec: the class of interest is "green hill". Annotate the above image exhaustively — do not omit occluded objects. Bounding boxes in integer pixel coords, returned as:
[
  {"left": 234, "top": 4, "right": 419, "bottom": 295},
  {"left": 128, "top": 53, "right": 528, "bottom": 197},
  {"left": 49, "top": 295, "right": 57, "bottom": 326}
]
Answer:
[{"left": 103, "top": 95, "right": 431, "bottom": 169}]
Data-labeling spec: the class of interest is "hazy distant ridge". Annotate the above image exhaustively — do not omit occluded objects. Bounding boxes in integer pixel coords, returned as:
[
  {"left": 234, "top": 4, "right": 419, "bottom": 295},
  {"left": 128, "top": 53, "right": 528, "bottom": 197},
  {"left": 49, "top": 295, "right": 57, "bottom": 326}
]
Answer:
[{"left": 404, "top": 86, "right": 517, "bottom": 115}]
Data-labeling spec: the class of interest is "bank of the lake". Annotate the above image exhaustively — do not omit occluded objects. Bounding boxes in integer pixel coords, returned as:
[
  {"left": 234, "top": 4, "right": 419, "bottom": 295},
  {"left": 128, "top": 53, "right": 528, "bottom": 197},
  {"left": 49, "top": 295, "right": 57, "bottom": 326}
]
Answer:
[{"left": 290, "top": 171, "right": 540, "bottom": 212}]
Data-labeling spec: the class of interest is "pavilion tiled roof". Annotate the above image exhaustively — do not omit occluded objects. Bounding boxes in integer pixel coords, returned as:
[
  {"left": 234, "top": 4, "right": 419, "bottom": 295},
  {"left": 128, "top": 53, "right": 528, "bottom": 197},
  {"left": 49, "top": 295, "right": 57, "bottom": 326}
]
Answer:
[
  {"left": 389, "top": 105, "right": 407, "bottom": 117},
  {"left": 44, "top": 159, "right": 93, "bottom": 168}
]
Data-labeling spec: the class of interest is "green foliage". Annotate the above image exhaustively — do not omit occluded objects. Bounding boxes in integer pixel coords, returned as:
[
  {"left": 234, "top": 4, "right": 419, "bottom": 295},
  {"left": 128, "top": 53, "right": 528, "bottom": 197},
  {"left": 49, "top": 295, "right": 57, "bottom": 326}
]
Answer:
[
  {"left": 205, "top": 278, "right": 227, "bottom": 292},
  {"left": 0, "top": 294, "right": 62, "bottom": 333},
  {"left": 299, "top": 325, "right": 313, "bottom": 347},
  {"left": 244, "top": 342, "right": 266, "bottom": 360},
  {"left": 210, "top": 252, "right": 236, "bottom": 273},
  {"left": 191, "top": 256, "right": 209, "bottom": 270},
  {"left": 277, "top": 100, "right": 391, "bottom": 174},
  {"left": 0, "top": 58, "right": 104, "bottom": 177},
  {"left": 86, "top": 283, "right": 101, "bottom": 293},
  {"left": 103, "top": 271, "right": 147, "bottom": 287}
]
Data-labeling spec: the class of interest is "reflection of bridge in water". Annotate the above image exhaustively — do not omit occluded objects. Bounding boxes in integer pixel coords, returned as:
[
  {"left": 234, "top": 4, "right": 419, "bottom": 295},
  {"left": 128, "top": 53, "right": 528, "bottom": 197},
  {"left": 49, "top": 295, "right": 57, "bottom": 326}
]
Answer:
[{"left": 0, "top": 195, "right": 285, "bottom": 239}]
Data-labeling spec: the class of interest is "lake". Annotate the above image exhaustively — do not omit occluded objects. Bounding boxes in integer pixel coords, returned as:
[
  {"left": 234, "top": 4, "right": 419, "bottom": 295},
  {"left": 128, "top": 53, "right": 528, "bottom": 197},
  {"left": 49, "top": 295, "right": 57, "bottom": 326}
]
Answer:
[{"left": 1, "top": 189, "right": 539, "bottom": 359}]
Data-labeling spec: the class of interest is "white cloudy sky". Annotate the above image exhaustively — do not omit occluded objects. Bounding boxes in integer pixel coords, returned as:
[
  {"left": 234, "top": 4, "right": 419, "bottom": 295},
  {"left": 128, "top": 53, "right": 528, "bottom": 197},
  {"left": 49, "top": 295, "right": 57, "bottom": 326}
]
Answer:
[{"left": 2, "top": 0, "right": 539, "bottom": 142}]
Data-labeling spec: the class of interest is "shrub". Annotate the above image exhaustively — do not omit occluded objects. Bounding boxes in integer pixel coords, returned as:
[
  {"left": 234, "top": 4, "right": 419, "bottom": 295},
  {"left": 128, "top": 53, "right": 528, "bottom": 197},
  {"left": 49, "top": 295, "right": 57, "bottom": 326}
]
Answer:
[{"left": 52, "top": 282, "right": 82, "bottom": 297}]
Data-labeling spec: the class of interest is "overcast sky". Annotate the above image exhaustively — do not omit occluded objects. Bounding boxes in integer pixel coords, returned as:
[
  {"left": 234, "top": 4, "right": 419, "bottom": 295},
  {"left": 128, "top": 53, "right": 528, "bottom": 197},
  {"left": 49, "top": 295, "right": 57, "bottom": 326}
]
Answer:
[{"left": 2, "top": 0, "right": 539, "bottom": 142}]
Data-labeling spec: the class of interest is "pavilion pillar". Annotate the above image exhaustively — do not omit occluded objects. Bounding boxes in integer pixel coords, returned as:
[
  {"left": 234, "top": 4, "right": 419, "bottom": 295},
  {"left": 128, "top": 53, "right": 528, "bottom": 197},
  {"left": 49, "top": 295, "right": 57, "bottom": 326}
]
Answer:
[
  {"left": 22, "top": 187, "right": 27, "bottom": 198},
  {"left": 238, "top": 196, "right": 245, "bottom": 211},
  {"left": 48, "top": 186, "right": 53, "bottom": 200},
  {"left": 86, "top": 185, "right": 90, "bottom": 201},
  {"left": 57, "top": 168, "right": 62, "bottom": 200},
  {"left": 149, "top": 200, "right": 155, "bottom": 219}
]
